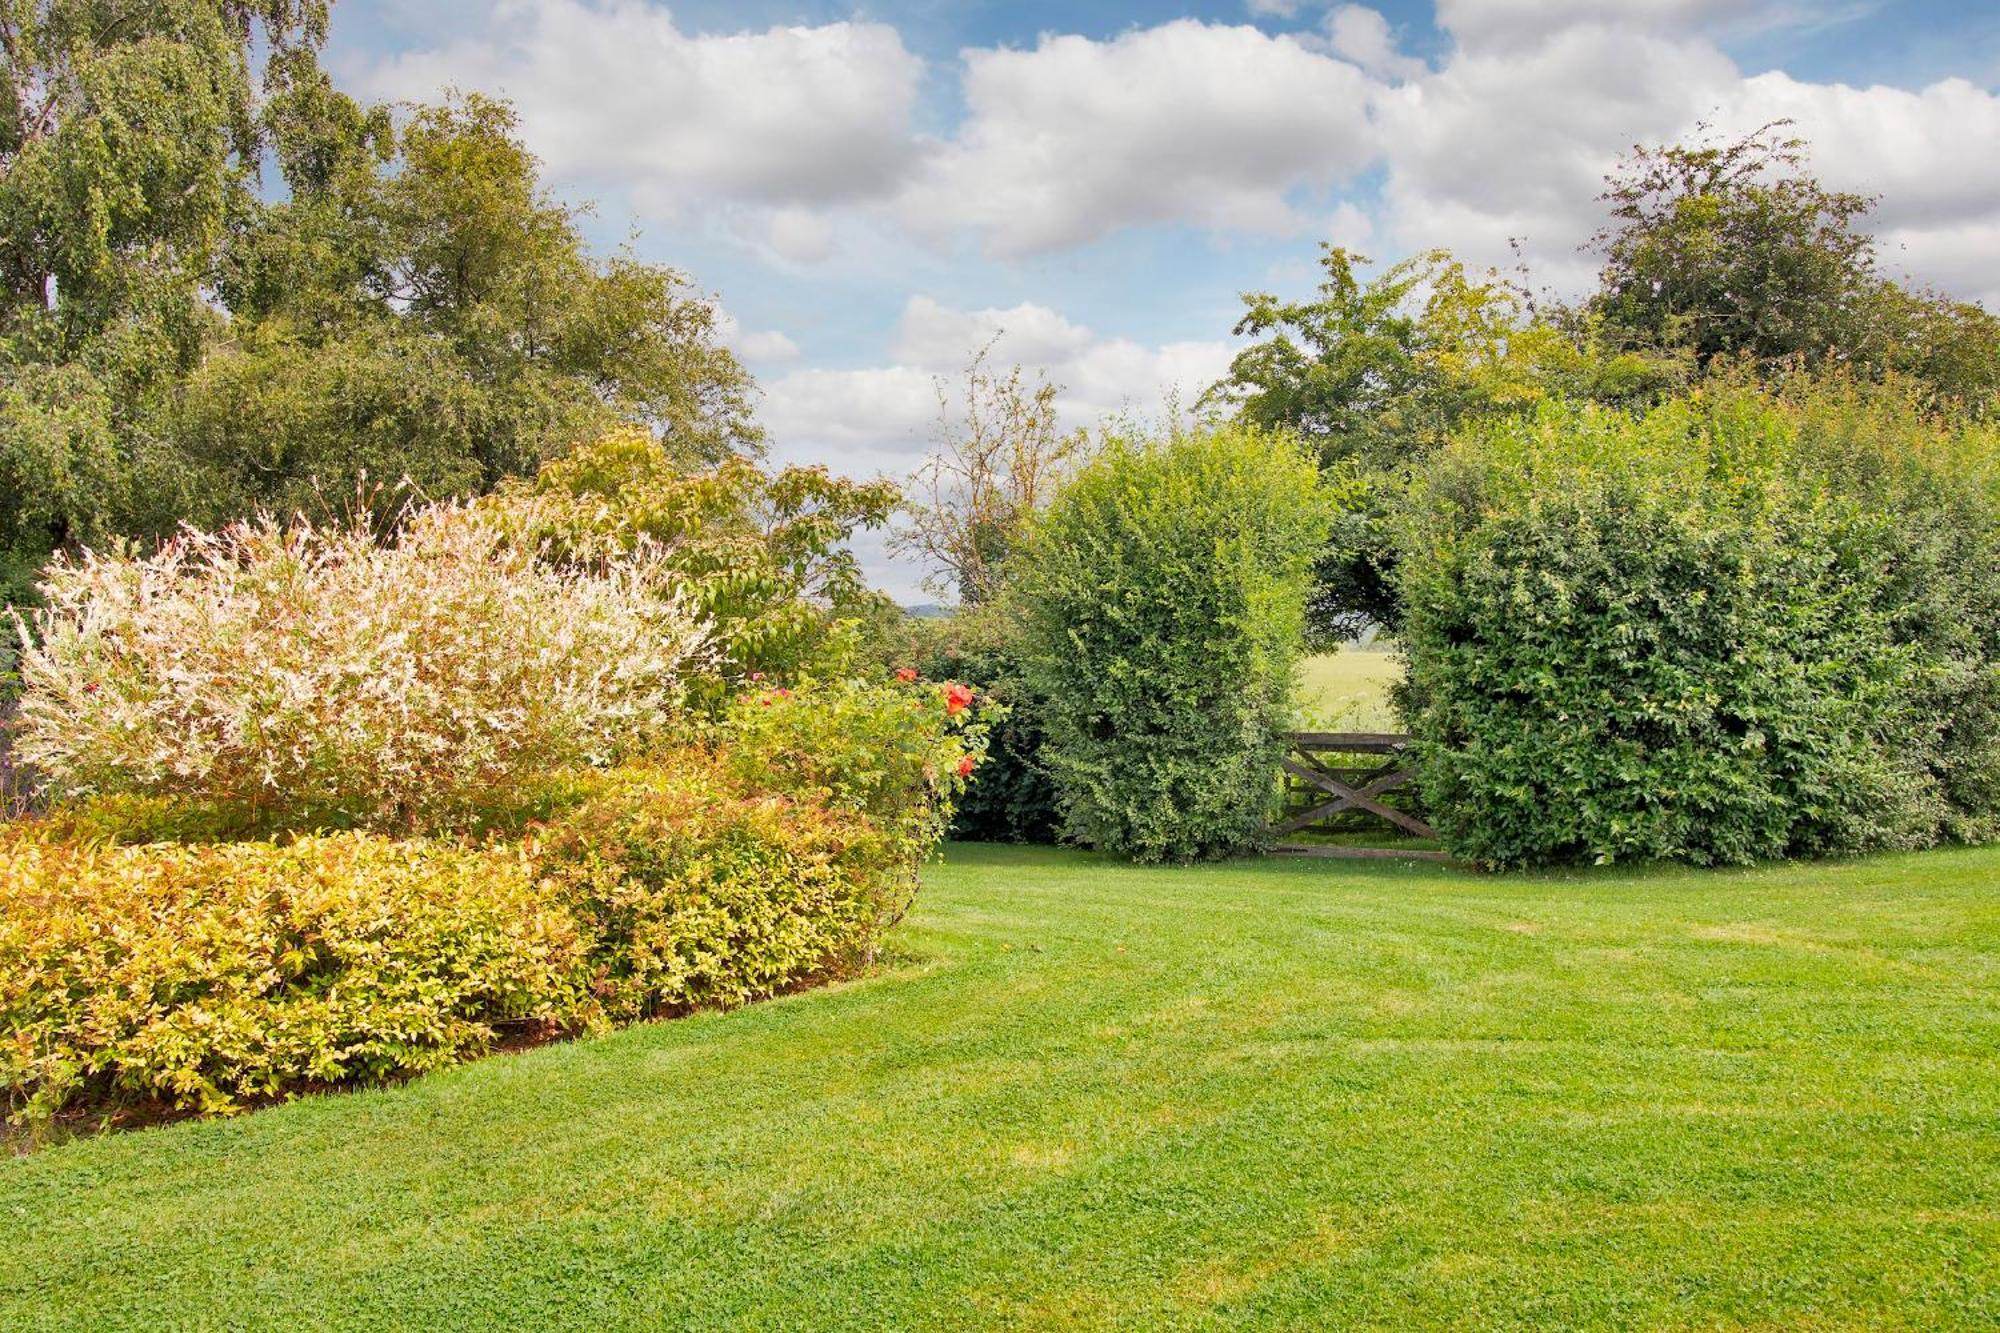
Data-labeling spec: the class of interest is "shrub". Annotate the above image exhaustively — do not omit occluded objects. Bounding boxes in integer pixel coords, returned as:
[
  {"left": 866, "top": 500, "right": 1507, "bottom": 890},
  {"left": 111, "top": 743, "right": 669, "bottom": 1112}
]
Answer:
[
  {"left": 1013, "top": 422, "right": 1333, "bottom": 862},
  {"left": 533, "top": 758, "right": 911, "bottom": 1019},
  {"left": 719, "top": 675, "right": 986, "bottom": 882},
  {"left": 2, "top": 747, "right": 952, "bottom": 1126},
  {"left": 0, "top": 831, "right": 588, "bottom": 1124},
  {"left": 491, "top": 427, "right": 900, "bottom": 703},
  {"left": 1395, "top": 384, "right": 1999, "bottom": 868},
  {"left": 871, "top": 605, "right": 1061, "bottom": 844},
  {"left": 10, "top": 502, "right": 708, "bottom": 833}
]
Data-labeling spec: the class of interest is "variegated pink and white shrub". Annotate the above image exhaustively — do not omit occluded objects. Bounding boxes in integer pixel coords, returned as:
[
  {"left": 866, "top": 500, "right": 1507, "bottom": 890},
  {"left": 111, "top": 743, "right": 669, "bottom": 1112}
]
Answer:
[{"left": 11, "top": 502, "right": 709, "bottom": 831}]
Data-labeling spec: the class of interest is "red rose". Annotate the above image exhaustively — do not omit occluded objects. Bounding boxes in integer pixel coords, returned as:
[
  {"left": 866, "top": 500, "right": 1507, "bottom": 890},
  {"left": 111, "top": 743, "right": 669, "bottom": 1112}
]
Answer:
[
  {"left": 957, "top": 754, "right": 975, "bottom": 777},
  {"left": 943, "top": 682, "right": 974, "bottom": 716},
  {"left": 895, "top": 667, "right": 919, "bottom": 683}
]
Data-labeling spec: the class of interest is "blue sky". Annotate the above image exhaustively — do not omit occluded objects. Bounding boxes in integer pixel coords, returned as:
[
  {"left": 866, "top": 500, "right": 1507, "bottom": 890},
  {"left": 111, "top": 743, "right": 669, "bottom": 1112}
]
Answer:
[{"left": 324, "top": 1, "right": 2000, "bottom": 599}]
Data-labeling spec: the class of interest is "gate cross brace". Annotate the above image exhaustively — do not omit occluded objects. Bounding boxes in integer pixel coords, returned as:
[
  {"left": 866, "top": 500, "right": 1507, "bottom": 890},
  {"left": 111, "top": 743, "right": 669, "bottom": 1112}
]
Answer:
[{"left": 1275, "top": 757, "right": 1436, "bottom": 840}]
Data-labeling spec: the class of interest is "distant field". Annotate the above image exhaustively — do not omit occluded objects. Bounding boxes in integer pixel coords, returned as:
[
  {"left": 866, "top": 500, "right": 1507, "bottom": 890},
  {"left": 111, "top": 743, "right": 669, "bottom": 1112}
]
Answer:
[{"left": 1298, "top": 649, "right": 1404, "bottom": 731}]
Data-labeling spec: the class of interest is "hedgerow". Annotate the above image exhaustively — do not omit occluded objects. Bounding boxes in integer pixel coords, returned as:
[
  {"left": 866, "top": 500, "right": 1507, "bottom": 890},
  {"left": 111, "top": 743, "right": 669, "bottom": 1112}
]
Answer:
[
  {"left": 2, "top": 730, "right": 975, "bottom": 1128},
  {"left": 1013, "top": 422, "right": 1332, "bottom": 862},
  {"left": 533, "top": 760, "right": 907, "bottom": 1020},
  {"left": 1395, "top": 381, "right": 2000, "bottom": 867}
]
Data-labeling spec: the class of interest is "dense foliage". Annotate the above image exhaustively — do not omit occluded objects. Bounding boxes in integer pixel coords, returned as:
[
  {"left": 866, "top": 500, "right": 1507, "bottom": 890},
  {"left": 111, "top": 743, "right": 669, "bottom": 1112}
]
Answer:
[
  {"left": 0, "top": 830, "right": 585, "bottom": 1124},
  {"left": 1210, "top": 127, "right": 2000, "bottom": 645},
  {"left": 0, "top": 742, "right": 964, "bottom": 1128},
  {"left": 495, "top": 428, "right": 897, "bottom": 698},
  {"left": 1589, "top": 123, "right": 2000, "bottom": 409},
  {"left": 1014, "top": 423, "right": 1331, "bottom": 862},
  {"left": 1395, "top": 382, "right": 2000, "bottom": 867},
  {"left": 532, "top": 758, "right": 911, "bottom": 1022},
  {"left": 721, "top": 674, "right": 988, "bottom": 883}
]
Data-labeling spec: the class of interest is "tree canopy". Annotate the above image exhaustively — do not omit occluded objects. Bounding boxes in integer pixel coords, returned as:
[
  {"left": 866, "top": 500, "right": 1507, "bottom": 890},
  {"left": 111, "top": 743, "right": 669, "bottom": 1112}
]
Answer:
[{"left": 0, "top": 3, "right": 759, "bottom": 606}]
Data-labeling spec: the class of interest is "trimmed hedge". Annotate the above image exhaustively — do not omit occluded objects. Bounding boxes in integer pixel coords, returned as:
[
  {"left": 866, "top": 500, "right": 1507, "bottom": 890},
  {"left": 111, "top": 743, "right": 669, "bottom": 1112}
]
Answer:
[
  {"left": 1396, "top": 383, "right": 2000, "bottom": 867},
  {"left": 0, "top": 747, "right": 954, "bottom": 1128},
  {"left": 1013, "top": 423, "right": 1331, "bottom": 862},
  {"left": 534, "top": 764, "right": 902, "bottom": 1019},
  {"left": 0, "top": 832, "right": 585, "bottom": 1123}
]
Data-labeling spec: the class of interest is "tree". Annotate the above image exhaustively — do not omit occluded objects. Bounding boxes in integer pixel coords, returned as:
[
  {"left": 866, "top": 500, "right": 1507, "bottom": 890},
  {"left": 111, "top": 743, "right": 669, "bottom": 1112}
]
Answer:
[
  {"left": 494, "top": 426, "right": 899, "bottom": 698},
  {"left": 0, "top": 10, "right": 760, "bottom": 605},
  {"left": 1, "top": 1, "right": 331, "bottom": 600},
  {"left": 1590, "top": 120, "right": 2000, "bottom": 411},
  {"left": 0, "top": 1, "right": 330, "bottom": 353},
  {"left": 893, "top": 347, "right": 1088, "bottom": 607},
  {"left": 1210, "top": 245, "right": 1672, "bottom": 473},
  {"left": 162, "top": 92, "right": 761, "bottom": 534},
  {"left": 1210, "top": 246, "right": 1674, "bottom": 641}
]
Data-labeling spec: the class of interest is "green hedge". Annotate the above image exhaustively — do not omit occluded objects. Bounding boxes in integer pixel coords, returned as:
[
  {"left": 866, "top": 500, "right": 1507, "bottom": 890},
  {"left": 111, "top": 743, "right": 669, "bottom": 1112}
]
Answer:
[
  {"left": 1395, "top": 382, "right": 2000, "bottom": 867},
  {"left": 0, "top": 747, "right": 949, "bottom": 1128},
  {"left": 1013, "top": 422, "right": 1331, "bottom": 862}
]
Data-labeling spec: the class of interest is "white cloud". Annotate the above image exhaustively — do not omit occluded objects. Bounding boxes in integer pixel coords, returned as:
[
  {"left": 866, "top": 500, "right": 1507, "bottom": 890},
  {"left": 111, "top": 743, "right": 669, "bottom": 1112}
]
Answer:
[
  {"left": 1372, "top": 23, "right": 1735, "bottom": 287},
  {"left": 760, "top": 295, "right": 1237, "bottom": 599},
  {"left": 757, "top": 206, "right": 837, "bottom": 264},
  {"left": 760, "top": 297, "right": 1235, "bottom": 478},
  {"left": 365, "top": 0, "right": 924, "bottom": 220},
  {"left": 1365, "top": 9, "right": 2000, "bottom": 304},
  {"left": 710, "top": 305, "right": 801, "bottom": 365},
  {"left": 898, "top": 21, "right": 1381, "bottom": 255},
  {"left": 1431, "top": 0, "right": 1751, "bottom": 52},
  {"left": 1322, "top": 5, "right": 1428, "bottom": 81}
]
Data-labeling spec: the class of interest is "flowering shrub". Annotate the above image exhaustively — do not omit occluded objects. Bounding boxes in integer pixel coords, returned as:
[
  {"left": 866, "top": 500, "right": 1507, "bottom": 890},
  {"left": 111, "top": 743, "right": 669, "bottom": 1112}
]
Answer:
[
  {"left": 532, "top": 757, "right": 908, "bottom": 1019},
  {"left": 868, "top": 604, "right": 1065, "bottom": 844},
  {"left": 720, "top": 676, "right": 988, "bottom": 893},
  {"left": 10, "top": 503, "right": 708, "bottom": 832},
  {"left": 0, "top": 831, "right": 589, "bottom": 1125}
]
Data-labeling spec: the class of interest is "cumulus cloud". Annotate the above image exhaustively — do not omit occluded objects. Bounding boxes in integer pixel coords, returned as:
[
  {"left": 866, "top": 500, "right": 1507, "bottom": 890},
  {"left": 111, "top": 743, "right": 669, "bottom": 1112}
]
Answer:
[
  {"left": 364, "top": 0, "right": 924, "bottom": 221},
  {"left": 709, "top": 304, "right": 800, "bottom": 365},
  {"left": 760, "top": 296, "right": 1235, "bottom": 478},
  {"left": 1365, "top": 7, "right": 2000, "bottom": 304},
  {"left": 1321, "top": 5, "right": 1428, "bottom": 81},
  {"left": 1372, "top": 22, "right": 1738, "bottom": 288},
  {"left": 897, "top": 21, "right": 1381, "bottom": 255},
  {"left": 1431, "top": 0, "right": 1755, "bottom": 51}
]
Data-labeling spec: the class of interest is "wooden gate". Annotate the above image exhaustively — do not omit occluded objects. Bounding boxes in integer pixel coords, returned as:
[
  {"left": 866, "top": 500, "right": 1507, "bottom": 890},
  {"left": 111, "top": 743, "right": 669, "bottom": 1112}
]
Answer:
[{"left": 1269, "top": 731, "right": 1447, "bottom": 861}]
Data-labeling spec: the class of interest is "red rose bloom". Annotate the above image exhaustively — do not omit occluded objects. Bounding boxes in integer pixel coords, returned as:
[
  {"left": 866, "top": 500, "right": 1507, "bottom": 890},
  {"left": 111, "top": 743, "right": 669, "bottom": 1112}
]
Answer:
[
  {"left": 943, "top": 682, "right": 974, "bottom": 716},
  {"left": 895, "top": 667, "right": 919, "bottom": 683},
  {"left": 957, "top": 754, "right": 975, "bottom": 777}
]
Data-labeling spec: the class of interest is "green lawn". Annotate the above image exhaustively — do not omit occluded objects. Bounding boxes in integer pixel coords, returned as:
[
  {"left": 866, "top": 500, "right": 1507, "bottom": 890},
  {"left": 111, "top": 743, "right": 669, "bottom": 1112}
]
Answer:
[
  {"left": 1299, "top": 649, "right": 1403, "bottom": 730},
  {"left": 6, "top": 845, "right": 1999, "bottom": 1330}
]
